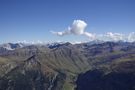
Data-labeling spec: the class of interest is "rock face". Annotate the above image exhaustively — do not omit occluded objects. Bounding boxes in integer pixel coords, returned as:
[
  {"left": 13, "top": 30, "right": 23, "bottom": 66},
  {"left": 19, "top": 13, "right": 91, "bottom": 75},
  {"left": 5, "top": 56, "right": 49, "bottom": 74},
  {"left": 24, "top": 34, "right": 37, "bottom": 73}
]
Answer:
[
  {"left": 0, "top": 55, "right": 66, "bottom": 90},
  {"left": 0, "top": 41, "right": 135, "bottom": 90}
]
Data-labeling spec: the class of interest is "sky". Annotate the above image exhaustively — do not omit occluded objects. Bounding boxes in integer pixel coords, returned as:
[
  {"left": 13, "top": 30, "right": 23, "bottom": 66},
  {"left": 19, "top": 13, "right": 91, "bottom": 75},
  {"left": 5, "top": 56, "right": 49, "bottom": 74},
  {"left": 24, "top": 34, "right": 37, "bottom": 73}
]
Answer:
[{"left": 0, "top": 0, "right": 135, "bottom": 43}]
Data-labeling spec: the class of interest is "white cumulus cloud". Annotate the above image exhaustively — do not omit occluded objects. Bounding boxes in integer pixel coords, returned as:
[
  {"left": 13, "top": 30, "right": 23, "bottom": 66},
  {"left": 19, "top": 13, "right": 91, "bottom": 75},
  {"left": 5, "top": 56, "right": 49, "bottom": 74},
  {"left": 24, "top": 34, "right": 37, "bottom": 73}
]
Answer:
[
  {"left": 105, "top": 32, "right": 124, "bottom": 41},
  {"left": 51, "top": 20, "right": 95, "bottom": 39},
  {"left": 128, "top": 32, "right": 135, "bottom": 42},
  {"left": 51, "top": 20, "right": 135, "bottom": 42}
]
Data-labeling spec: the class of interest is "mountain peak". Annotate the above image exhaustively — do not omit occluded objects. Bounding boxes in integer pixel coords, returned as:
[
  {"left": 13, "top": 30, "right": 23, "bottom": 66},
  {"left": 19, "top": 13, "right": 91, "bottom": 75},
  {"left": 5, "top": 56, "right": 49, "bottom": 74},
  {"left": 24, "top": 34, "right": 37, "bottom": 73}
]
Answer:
[{"left": 0, "top": 43, "right": 24, "bottom": 50}]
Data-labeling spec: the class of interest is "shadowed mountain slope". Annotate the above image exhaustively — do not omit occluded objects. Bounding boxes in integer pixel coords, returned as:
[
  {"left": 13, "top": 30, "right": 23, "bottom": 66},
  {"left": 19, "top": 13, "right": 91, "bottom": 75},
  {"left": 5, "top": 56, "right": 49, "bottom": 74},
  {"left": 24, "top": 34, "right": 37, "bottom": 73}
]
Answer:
[{"left": 0, "top": 41, "right": 135, "bottom": 90}]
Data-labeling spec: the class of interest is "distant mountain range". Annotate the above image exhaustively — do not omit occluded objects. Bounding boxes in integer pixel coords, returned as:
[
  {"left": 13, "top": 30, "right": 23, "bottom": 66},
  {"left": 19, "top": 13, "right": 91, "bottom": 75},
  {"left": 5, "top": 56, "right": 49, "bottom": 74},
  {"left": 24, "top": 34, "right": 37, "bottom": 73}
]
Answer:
[
  {"left": 0, "top": 43, "right": 25, "bottom": 50},
  {"left": 0, "top": 40, "right": 135, "bottom": 50},
  {"left": 0, "top": 41, "right": 135, "bottom": 90}
]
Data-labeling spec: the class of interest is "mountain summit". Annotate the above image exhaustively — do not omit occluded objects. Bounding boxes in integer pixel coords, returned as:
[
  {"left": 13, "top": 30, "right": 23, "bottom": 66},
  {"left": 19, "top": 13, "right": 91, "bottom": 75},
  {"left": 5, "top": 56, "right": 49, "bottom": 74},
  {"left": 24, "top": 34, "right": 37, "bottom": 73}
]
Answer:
[{"left": 0, "top": 41, "right": 135, "bottom": 90}]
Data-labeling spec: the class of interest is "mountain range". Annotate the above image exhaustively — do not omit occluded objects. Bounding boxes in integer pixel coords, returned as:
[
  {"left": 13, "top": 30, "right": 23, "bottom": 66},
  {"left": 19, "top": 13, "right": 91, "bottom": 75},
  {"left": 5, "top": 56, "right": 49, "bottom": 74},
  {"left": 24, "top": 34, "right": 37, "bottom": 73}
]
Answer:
[{"left": 0, "top": 41, "right": 135, "bottom": 90}]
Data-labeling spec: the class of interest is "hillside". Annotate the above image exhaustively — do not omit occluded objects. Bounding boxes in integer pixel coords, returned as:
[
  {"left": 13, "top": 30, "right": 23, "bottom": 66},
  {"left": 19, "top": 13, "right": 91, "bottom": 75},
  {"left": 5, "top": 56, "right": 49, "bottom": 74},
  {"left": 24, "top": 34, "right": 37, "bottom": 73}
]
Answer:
[{"left": 0, "top": 41, "right": 135, "bottom": 90}]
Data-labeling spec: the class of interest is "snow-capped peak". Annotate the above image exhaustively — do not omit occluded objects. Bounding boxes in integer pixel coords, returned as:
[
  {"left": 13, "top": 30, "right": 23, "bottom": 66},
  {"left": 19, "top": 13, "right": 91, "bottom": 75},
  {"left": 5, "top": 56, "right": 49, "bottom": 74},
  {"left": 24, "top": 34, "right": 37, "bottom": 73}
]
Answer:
[{"left": 0, "top": 43, "right": 25, "bottom": 50}]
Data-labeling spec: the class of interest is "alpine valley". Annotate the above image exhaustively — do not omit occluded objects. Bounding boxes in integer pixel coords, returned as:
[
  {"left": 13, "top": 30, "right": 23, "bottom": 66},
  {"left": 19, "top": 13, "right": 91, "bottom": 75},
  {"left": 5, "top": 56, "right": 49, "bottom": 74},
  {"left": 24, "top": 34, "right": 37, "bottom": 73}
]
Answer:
[{"left": 0, "top": 41, "right": 135, "bottom": 90}]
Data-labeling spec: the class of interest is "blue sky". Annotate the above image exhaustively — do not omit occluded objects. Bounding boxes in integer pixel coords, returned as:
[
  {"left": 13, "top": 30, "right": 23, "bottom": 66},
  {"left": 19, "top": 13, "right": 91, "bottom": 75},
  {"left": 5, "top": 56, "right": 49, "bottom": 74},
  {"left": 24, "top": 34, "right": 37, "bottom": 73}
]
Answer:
[{"left": 0, "top": 0, "right": 135, "bottom": 43}]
